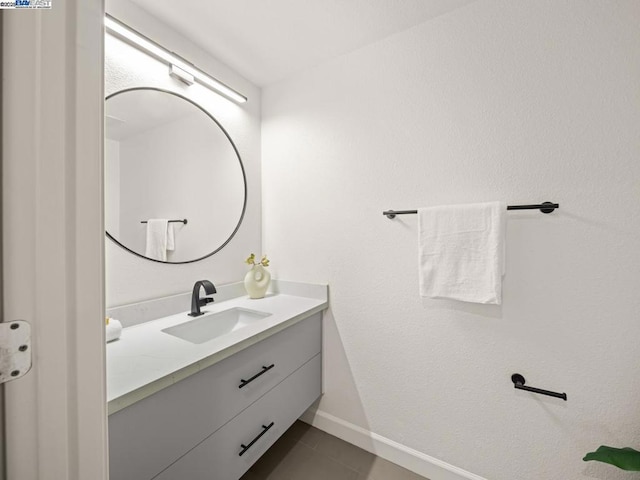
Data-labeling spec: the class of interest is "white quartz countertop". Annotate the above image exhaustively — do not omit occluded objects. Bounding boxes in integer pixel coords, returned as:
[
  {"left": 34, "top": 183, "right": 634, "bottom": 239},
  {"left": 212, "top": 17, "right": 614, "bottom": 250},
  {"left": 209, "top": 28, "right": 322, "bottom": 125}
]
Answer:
[{"left": 107, "top": 284, "right": 327, "bottom": 415}]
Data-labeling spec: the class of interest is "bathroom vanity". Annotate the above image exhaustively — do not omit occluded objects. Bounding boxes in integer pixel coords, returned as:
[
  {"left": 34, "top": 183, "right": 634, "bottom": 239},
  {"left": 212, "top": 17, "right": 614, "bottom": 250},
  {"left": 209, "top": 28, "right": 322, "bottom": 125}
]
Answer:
[
  {"left": 107, "top": 281, "right": 327, "bottom": 480},
  {"left": 104, "top": 16, "right": 326, "bottom": 480}
]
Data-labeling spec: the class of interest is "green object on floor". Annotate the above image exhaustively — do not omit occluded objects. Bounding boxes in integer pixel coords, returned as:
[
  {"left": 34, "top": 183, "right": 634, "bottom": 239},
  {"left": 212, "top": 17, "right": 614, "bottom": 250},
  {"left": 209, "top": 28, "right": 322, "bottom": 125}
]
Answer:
[{"left": 583, "top": 446, "right": 640, "bottom": 471}]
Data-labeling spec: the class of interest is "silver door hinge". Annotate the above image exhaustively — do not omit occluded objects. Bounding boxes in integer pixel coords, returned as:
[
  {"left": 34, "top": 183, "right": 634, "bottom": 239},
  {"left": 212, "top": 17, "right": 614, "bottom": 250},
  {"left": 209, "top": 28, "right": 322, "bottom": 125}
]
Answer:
[{"left": 0, "top": 321, "right": 32, "bottom": 384}]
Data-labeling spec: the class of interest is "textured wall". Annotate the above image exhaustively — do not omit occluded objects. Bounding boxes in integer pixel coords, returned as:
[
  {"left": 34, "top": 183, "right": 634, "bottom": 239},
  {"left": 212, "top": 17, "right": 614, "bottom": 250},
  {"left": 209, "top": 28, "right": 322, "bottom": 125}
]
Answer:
[
  {"left": 105, "top": 0, "right": 261, "bottom": 306},
  {"left": 262, "top": 1, "right": 640, "bottom": 479}
]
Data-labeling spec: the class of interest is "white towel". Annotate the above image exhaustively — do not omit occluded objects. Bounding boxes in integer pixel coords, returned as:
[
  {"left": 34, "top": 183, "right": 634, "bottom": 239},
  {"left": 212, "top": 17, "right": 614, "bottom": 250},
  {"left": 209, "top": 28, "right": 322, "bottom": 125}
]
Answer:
[
  {"left": 106, "top": 318, "right": 123, "bottom": 343},
  {"left": 418, "top": 202, "right": 506, "bottom": 304},
  {"left": 145, "top": 219, "right": 169, "bottom": 261},
  {"left": 166, "top": 223, "right": 175, "bottom": 252}
]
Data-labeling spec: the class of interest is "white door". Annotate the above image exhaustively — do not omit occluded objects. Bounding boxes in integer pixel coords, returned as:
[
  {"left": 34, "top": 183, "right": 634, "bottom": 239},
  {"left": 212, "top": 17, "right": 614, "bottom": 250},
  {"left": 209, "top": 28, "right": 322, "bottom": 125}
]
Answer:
[{"left": 1, "top": 2, "right": 108, "bottom": 479}]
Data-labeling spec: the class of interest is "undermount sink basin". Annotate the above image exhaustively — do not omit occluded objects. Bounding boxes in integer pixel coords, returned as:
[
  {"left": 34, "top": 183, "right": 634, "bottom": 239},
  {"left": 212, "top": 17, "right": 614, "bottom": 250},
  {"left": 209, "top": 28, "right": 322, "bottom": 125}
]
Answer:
[{"left": 162, "top": 308, "right": 271, "bottom": 344}]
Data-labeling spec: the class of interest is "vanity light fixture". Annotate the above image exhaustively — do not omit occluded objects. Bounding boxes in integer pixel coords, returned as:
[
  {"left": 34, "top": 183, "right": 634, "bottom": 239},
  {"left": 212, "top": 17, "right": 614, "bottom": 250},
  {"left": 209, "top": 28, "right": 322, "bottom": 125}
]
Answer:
[
  {"left": 104, "top": 14, "right": 247, "bottom": 104},
  {"left": 169, "top": 65, "right": 195, "bottom": 86}
]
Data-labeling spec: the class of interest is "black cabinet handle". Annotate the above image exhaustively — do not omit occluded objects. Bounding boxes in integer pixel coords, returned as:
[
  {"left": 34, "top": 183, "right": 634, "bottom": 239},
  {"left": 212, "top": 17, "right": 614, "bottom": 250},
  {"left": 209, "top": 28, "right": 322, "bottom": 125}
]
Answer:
[
  {"left": 239, "top": 422, "right": 274, "bottom": 456},
  {"left": 239, "top": 364, "right": 275, "bottom": 389}
]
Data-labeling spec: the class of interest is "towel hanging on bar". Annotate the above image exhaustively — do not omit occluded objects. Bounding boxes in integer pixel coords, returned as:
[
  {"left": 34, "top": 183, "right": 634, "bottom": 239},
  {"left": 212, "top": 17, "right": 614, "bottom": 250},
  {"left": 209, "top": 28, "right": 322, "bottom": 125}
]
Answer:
[
  {"left": 383, "top": 202, "right": 558, "bottom": 219},
  {"left": 418, "top": 202, "right": 506, "bottom": 304},
  {"left": 140, "top": 218, "right": 188, "bottom": 224}
]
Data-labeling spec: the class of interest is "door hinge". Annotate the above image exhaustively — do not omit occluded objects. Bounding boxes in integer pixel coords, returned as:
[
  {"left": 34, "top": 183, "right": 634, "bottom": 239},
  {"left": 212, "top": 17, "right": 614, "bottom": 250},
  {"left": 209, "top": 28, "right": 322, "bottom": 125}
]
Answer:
[{"left": 0, "top": 321, "right": 32, "bottom": 384}]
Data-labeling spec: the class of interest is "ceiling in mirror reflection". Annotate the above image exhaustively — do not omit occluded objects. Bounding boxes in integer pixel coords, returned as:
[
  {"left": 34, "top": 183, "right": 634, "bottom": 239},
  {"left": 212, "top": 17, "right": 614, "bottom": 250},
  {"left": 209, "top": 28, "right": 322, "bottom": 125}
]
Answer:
[{"left": 106, "top": 91, "right": 199, "bottom": 141}]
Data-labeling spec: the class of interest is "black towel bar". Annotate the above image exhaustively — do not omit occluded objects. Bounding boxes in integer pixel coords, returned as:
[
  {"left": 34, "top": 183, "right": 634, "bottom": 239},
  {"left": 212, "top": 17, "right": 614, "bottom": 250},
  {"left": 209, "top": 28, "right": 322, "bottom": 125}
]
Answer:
[
  {"left": 140, "top": 219, "right": 188, "bottom": 224},
  {"left": 383, "top": 202, "right": 559, "bottom": 219}
]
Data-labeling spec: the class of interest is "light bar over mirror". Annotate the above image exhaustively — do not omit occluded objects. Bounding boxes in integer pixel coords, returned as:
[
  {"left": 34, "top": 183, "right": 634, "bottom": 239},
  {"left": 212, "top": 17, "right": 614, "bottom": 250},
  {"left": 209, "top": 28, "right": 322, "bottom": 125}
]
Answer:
[{"left": 104, "top": 14, "right": 248, "bottom": 104}]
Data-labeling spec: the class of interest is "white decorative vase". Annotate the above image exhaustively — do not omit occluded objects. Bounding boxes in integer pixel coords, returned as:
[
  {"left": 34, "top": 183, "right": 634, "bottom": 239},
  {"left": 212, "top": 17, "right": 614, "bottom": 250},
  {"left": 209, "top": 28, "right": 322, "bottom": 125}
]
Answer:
[{"left": 244, "top": 264, "right": 271, "bottom": 299}]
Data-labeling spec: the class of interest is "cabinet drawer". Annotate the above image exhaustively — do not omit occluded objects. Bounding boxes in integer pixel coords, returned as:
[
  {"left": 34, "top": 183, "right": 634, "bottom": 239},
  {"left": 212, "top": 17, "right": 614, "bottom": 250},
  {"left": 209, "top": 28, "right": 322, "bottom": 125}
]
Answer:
[
  {"left": 154, "top": 354, "right": 322, "bottom": 480},
  {"left": 109, "top": 313, "right": 321, "bottom": 480}
]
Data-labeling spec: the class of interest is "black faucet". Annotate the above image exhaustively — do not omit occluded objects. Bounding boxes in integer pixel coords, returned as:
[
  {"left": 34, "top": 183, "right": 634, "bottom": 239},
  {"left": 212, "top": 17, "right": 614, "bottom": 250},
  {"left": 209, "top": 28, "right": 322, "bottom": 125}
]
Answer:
[{"left": 188, "top": 280, "right": 217, "bottom": 317}]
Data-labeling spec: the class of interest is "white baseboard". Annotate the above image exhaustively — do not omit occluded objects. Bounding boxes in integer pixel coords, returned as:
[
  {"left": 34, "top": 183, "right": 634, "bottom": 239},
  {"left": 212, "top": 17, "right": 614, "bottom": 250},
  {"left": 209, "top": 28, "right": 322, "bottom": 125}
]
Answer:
[{"left": 299, "top": 409, "right": 487, "bottom": 480}]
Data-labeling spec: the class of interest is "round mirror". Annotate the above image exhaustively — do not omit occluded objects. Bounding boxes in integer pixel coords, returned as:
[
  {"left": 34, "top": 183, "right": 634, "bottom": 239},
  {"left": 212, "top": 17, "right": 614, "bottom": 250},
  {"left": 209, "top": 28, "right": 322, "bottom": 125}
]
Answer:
[{"left": 105, "top": 87, "right": 247, "bottom": 264}]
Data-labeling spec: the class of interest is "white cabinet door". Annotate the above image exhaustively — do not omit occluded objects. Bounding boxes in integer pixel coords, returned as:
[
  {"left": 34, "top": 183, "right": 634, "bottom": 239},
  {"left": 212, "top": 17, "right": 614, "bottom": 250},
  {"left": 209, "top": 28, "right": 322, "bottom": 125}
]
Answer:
[
  {"left": 109, "top": 314, "right": 321, "bottom": 480},
  {"left": 155, "top": 354, "right": 322, "bottom": 480}
]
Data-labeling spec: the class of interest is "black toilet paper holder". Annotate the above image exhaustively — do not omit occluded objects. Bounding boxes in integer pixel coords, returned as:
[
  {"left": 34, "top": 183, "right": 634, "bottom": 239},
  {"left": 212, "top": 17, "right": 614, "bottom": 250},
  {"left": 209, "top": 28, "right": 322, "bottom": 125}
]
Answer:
[{"left": 511, "top": 373, "right": 567, "bottom": 401}]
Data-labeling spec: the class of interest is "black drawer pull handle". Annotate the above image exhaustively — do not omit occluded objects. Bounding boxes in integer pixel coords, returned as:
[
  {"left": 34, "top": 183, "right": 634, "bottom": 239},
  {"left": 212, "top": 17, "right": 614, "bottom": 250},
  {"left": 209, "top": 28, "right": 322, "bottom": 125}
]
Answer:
[
  {"left": 239, "top": 422, "right": 274, "bottom": 456},
  {"left": 239, "top": 364, "right": 275, "bottom": 389}
]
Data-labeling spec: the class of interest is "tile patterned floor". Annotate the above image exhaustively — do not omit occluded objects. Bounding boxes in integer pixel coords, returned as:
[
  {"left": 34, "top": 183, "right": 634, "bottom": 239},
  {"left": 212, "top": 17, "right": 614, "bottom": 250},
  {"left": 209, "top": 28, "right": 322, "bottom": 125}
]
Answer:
[{"left": 241, "top": 421, "right": 429, "bottom": 480}]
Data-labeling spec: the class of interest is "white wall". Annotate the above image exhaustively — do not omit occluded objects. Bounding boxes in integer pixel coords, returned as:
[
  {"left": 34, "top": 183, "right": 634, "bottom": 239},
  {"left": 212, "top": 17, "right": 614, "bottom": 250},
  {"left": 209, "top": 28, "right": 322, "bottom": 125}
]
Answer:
[
  {"left": 105, "top": 0, "right": 261, "bottom": 306},
  {"left": 262, "top": 1, "right": 640, "bottom": 479}
]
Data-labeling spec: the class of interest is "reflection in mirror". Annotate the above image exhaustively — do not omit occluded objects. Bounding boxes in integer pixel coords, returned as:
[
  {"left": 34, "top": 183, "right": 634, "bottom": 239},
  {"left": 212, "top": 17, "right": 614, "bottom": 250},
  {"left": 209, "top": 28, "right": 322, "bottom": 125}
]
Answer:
[{"left": 105, "top": 88, "right": 246, "bottom": 263}]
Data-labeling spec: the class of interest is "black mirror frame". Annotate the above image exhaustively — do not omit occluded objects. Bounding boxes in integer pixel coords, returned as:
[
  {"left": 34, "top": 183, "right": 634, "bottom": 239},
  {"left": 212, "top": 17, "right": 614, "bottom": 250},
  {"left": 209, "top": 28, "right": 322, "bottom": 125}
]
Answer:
[{"left": 105, "top": 87, "right": 248, "bottom": 264}]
